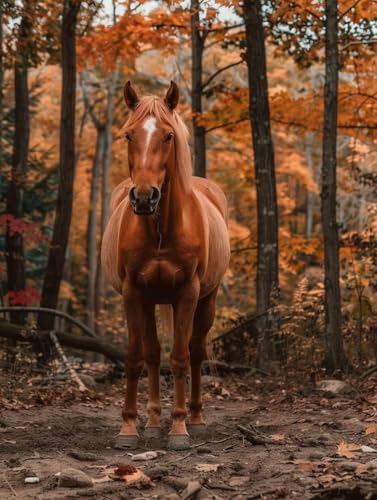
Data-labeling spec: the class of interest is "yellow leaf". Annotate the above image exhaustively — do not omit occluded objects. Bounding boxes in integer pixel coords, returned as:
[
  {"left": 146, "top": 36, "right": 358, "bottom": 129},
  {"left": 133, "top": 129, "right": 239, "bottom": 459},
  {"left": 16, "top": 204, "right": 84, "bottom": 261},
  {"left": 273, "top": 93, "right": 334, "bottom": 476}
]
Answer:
[{"left": 337, "top": 441, "right": 361, "bottom": 459}]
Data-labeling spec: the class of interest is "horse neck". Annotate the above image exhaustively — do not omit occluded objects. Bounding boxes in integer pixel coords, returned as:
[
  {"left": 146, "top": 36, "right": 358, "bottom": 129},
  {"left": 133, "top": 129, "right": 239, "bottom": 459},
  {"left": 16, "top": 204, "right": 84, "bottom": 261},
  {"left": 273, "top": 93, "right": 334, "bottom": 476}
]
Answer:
[{"left": 158, "top": 155, "right": 192, "bottom": 239}]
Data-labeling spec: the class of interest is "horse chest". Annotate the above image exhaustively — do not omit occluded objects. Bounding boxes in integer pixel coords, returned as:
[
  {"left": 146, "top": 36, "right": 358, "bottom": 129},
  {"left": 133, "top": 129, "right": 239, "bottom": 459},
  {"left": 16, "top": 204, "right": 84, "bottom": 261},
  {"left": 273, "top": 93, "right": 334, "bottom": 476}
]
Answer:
[{"left": 131, "top": 257, "right": 189, "bottom": 296}]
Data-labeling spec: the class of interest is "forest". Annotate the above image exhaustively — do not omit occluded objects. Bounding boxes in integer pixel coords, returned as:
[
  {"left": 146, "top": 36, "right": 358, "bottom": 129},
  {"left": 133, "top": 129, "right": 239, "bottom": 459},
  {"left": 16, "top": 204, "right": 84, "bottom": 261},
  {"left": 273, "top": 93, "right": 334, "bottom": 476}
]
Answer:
[{"left": 1, "top": 0, "right": 377, "bottom": 499}]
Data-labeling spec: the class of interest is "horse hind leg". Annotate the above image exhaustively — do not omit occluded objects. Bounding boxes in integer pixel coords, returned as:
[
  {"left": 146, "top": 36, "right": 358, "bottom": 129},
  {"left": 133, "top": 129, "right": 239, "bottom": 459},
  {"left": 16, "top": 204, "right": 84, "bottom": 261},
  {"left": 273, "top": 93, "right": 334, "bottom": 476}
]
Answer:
[{"left": 188, "top": 287, "right": 218, "bottom": 436}]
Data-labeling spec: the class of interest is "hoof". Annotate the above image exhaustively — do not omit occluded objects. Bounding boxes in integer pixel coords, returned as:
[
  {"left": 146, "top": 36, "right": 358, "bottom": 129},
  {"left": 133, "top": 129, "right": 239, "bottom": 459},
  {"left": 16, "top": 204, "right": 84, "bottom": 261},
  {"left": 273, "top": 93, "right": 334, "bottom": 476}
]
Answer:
[
  {"left": 167, "top": 434, "right": 190, "bottom": 450},
  {"left": 114, "top": 434, "right": 139, "bottom": 450},
  {"left": 187, "top": 423, "right": 207, "bottom": 438},
  {"left": 144, "top": 427, "right": 161, "bottom": 440}
]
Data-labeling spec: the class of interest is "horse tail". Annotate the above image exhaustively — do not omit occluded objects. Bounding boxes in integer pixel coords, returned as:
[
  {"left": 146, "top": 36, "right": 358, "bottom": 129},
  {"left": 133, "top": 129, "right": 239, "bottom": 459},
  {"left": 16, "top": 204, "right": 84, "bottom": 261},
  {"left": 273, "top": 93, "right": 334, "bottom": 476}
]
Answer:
[{"left": 159, "top": 305, "right": 174, "bottom": 336}]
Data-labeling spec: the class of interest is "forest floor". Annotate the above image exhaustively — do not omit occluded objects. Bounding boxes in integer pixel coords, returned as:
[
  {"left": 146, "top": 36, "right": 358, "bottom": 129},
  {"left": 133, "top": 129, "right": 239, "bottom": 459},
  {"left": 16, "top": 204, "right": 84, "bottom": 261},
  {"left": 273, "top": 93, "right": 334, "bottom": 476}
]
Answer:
[{"left": 2, "top": 369, "right": 377, "bottom": 500}]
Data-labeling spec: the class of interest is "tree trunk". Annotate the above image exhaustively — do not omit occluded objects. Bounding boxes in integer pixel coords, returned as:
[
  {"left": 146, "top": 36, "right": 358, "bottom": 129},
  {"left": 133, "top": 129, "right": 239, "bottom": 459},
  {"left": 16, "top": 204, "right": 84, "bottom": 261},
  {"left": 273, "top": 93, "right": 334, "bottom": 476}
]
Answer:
[
  {"left": 321, "top": 0, "right": 347, "bottom": 371},
  {"left": 38, "top": 0, "right": 81, "bottom": 348},
  {"left": 191, "top": 0, "right": 206, "bottom": 178},
  {"left": 86, "top": 127, "right": 105, "bottom": 331},
  {"left": 0, "top": 0, "right": 3, "bottom": 163},
  {"left": 304, "top": 133, "right": 315, "bottom": 239},
  {"left": 94, "top": 65, "right": 120, "bottom": 330},
  {"left": 6, "top": 6, "right": 30, "bottom": 326},
  {"left": 243, "top": 0, "right": 279, "bottom": 369}
]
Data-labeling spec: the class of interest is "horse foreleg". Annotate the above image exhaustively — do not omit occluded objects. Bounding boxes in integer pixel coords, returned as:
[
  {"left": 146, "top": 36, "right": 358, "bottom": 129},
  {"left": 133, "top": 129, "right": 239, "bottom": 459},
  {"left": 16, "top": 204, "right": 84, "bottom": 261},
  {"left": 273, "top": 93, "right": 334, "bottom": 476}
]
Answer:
[
  {"left": 189, "top": 287, "right": 218, "bottom": 434},
  {"left": 143, "top": 307, "right": 161, "bottom": 437},
  {"left": 168, "top": 277, "right": 200, "bottom": 450},
  {"left": 116, "top": 287, "right": 146, "bottom": 449}
]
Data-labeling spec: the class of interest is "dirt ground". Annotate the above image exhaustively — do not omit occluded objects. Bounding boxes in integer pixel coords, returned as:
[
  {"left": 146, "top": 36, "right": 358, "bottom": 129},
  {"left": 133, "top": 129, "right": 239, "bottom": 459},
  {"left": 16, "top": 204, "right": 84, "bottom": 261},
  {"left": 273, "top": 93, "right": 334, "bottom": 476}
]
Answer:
[{"left": 2, "top": 373, "right": 377, "bottom": 500}]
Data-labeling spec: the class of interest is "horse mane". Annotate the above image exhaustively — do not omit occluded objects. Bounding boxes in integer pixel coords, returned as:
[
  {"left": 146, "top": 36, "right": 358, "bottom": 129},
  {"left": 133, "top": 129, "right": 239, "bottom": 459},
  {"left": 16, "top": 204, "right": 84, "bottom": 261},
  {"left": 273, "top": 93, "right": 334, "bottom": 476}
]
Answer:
[{"left": 124, "top": 96, "right": 193, "bottom": 193}]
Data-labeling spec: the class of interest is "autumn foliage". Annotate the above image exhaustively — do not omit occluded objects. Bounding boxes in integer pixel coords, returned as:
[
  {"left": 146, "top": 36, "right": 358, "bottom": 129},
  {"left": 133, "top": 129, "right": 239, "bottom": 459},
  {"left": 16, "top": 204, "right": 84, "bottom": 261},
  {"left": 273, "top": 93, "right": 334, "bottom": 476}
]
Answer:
[{"left": 1, "top": 0, "right": 377, "bottom": 371}]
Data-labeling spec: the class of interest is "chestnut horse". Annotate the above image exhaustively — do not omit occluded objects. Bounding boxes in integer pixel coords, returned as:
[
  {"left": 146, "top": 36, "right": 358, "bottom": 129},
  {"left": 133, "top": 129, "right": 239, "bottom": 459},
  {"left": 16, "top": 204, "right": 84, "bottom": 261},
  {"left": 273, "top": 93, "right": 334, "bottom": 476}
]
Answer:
[{"left": 101, "top": 81, "right": 230, "bottom": 450}]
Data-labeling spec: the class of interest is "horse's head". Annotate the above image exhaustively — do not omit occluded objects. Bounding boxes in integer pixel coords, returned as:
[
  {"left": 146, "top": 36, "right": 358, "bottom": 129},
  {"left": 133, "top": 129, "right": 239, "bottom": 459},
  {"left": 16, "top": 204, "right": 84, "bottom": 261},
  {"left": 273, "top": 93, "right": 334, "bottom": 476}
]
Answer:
[{"left": 123, "top": 81, "right": 179, "bottom": 215}]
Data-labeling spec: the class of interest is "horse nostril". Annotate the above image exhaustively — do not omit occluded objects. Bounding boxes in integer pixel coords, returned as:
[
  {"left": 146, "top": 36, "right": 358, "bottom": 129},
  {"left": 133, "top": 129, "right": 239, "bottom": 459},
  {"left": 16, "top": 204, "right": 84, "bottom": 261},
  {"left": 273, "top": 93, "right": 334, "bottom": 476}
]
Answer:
[
  {"left": 129, "top": 187, "right": 137, "bottom": 204},
  {"left": 150, "top": 187, "right": 161, "bottom": 204}
]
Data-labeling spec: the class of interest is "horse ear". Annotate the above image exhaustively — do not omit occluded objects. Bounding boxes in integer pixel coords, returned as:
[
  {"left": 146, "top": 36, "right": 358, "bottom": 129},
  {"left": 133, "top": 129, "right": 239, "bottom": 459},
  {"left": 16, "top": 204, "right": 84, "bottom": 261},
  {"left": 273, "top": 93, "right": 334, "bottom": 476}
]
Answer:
[
  {"left": 124, "top": 81, "right": 139, "bottom": 110},
  {"left": 165, "top": 81, "right": 179, "bottom": 110}
]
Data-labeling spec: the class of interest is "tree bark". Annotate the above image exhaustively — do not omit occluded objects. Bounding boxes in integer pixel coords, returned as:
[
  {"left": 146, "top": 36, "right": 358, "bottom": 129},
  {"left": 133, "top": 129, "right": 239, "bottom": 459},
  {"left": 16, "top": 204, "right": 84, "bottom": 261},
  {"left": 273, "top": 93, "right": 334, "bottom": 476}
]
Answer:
[
  {"left": 191, "top": 0, "right": 206, "bottom": 178},
  {"left": 321, "top": 0, "right": 347, "bottom": 371},
  {"left": 243, "top": 0, "right": 279, "bottom": 369},
  {"left": 86, "top": 127, "right": 104, "bottom": 330},
  {"left": 38, "top": 0, "right": 81, "bottom": 344},
  {"left": 94, "top": 64, "right": 120, "bottom": 329},
  {"left": 304, "top": 133, "right": 315, "bottom": 239},
  {"left": 6, "top": 5, "right": 31, "bottom": 326},
  {"left": 0, "top": 0, "right": 3, "bottom": 164}
]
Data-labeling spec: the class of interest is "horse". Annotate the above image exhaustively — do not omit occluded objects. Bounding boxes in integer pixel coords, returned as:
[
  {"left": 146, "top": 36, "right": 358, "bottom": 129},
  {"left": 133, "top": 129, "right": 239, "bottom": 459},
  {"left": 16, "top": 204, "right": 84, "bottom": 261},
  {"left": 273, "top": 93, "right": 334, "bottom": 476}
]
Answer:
[{"left": 101, "top": 81, "right": 230, "bottom": 450}]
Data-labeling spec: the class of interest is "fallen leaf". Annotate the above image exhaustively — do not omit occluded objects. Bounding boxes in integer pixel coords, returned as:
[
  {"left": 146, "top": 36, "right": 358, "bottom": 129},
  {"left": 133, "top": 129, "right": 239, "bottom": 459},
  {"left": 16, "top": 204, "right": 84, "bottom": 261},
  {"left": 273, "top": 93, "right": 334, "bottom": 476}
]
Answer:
[
  {"left": 195, "top": 463, "right": 221, "bottom": 472},
  {"left": 130, "top": 451, "right": 158, "bottom": 461},
  {"left": 317, "top": 474, "right": 339, "bottom": 485},
  {"left": 92, "top": 476, "right": 112, "bottom": 484},
  {"left": 113, "top": 464, "right": 137, "bottom": 476},
  {"left": 270, "top": 433, "right": 285, "bottom": 442},
  {"left": 113, "top": 468, "right": 150, "bottom": 485},
  {"left": 361, "top": 445, "right": 377, "bottom": 453},
  {"left": 365, "top": 424, "right": 377, "bottom": 435},
  {"left": 295, "top": 460, "right": 318, "bottom": 472},
  {"left": 93, "top": 465, "right": 150, "bottom": 486},
  {"left": 356, "top": 463, "right": 369, "bottom": 475},
  {"left": 182, "top": 480, "right": 202, "bottom": 500},
  {"left": 356, "top": 459, "right": 377, "bottom": 475},
  {"left": 221, "top": 388, "right": 230, "bottom": 397},
  {"left": 337, "top": 441, "right": 361, "bottom": 458}
]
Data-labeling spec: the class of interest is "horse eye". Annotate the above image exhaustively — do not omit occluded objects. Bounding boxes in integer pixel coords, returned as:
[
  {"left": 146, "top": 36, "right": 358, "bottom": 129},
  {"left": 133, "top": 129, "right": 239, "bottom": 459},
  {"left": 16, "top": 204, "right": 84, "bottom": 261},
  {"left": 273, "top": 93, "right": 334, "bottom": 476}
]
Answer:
[
  {"left": 124, "top": 132, "right": 132, "bottom": 142},
  {"left": 164, "top": 132, "right": 173, "bottom": 143}
]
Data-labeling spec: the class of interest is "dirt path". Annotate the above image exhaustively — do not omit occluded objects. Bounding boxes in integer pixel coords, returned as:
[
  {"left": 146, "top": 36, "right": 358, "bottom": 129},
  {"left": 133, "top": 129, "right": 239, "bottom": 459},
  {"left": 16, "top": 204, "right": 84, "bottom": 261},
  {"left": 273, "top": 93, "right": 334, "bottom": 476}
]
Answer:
[{"left": 1, "top": 375, "right": 377, "bottom": 499}]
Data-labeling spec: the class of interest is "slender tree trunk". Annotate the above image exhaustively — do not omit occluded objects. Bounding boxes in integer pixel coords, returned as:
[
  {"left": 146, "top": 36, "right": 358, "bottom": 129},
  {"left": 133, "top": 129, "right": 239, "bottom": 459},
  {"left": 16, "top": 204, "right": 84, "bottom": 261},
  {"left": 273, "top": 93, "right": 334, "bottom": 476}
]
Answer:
[
  {"left": 6, "top": 6, "right": 30, "bottom": 326},
  {"left": 304, "top": 134, "right": 315, "bottom": 239},
  {"left": 86, "top": 127, "right": 104, "bottom": 330},
  {"left": 321, "top": 0, "right": 347, "bottom": 371},
  {"left": 243, "top": 0, "right": 279, "bottom": 369},
  {"left": 191, "top": 0, "right": 206, "bottom": 178},
  {"left": 0, "top": 0, "right": 3, "bottom": 162},
  {"left": 38, "top": 0, "right": 81, "bottom": 347},
  {"left": 94, "top": 65, "right": 120, "bottom": 330}
]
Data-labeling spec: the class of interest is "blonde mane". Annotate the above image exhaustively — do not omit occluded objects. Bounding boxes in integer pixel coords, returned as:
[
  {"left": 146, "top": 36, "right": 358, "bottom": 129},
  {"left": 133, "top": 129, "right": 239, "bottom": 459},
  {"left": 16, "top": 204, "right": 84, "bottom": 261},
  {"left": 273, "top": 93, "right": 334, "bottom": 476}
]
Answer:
[{"left": 124, "top": 96, "right": 193, "bottom": 193}]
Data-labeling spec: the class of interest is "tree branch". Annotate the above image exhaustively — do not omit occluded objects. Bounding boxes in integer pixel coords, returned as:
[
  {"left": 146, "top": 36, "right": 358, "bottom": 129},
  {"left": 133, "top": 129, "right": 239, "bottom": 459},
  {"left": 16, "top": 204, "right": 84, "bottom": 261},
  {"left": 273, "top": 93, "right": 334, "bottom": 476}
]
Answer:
[
  {"left": 0, "top": 307, "right": 97, "bottom": 338},
  {"left": 339, "top": 0, "right": 363, "bottom": 20},
  {"left": 341, "top": 38, "right": 377, "bottom": 51},
  {"left": 202, "top": 59, "right": 244, "bottom": 90},
  {"left": 205, "top": 117, "right": 249, "bottom": 133}
]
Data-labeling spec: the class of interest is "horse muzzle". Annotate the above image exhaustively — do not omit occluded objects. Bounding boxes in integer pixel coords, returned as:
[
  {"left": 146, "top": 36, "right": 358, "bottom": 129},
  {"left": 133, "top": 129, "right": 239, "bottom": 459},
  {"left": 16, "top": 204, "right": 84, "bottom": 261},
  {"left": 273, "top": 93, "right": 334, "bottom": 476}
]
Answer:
[{"left": 129, "top": 186, "right": 161, "bottom": 215}]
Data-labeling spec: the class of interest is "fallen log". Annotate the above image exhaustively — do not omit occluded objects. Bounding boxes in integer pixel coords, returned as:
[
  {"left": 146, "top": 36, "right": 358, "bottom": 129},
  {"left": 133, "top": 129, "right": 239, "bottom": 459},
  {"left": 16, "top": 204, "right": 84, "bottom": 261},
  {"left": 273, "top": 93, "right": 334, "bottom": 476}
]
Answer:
[
  {"left": 0, "top": 320, "right": 125, "bottom": 365},
  {"left": 0, "top": 320, "right": 255, "bottom": 375},
  {"left": 0, "top": 306, "right": 97, "bottom": 337},
  {"left": 212, "top": 314, "right": 259, "bottom": 364}
]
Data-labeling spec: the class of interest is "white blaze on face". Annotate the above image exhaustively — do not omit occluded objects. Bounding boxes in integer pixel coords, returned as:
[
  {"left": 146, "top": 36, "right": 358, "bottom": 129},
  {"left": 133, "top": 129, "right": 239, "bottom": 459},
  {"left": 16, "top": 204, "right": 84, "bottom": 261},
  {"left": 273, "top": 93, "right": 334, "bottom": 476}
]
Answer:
[{"left": 142, "top": 117, "right": 157, "bottom": 164}]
